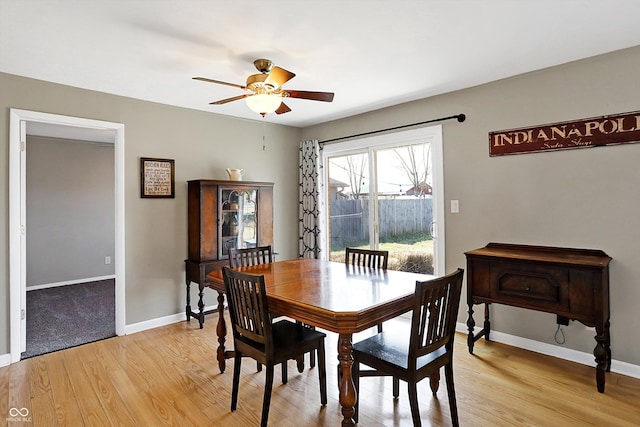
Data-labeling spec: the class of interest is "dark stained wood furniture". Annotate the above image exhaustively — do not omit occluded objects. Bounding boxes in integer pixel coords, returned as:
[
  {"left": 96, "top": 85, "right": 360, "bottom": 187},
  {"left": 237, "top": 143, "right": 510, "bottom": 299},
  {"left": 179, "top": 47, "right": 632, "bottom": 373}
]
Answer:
[
  {"left": 465, "top": 242, "right": 611, "bottom": 393},
  {"left": 229, "top": 245, "right": 273, "bottom": 268},
  {"left": 208, "top": 258, "right": 434, "bottom": 427},
  {"left": 185, "top": 179, "right": 273, "bottom": 328},
  {"left": 344, "top": 247, "right": 389, "bottom": 334},
  {"left": 222, "top": 267, "right": 327, "bottom": 427},
  {"left": 352, "top": 268, "right": 464, "bottom": 427},
  {"left": 345, "top": 247, "right": 389, "bottom": 270}
]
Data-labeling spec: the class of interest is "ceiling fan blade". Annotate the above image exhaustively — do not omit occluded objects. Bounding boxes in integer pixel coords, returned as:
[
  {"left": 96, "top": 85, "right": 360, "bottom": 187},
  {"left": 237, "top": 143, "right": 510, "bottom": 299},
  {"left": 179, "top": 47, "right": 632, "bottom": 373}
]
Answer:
[
  {"left": 275, "top": 102, "right": 291, "bottom": 115},
  {"left": 209, "top": 94, "right": 251, "bottom": 105},
  {"left": 264, "top": 66, "right": 296, "bottom": 88},
  {"left": 284, "top": 90, "right": 334, "bottom": 102},
  {"left": 193, "top": 76, "right": 246, "bottom": 90}
]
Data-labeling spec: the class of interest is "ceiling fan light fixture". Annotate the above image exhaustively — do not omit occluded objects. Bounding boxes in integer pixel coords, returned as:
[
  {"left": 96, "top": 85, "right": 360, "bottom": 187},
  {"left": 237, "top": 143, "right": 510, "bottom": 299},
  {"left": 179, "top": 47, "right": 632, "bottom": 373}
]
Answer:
[{"left": 245, "top": 93, "right": 282, "bottom": 115}]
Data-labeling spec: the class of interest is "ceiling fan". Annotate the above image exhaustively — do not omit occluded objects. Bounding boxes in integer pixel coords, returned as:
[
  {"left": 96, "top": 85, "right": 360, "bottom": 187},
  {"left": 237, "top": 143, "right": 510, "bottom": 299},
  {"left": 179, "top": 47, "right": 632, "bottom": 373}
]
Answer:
[{"left": 193, "top": 59, "right": 334, "bottom": 116}]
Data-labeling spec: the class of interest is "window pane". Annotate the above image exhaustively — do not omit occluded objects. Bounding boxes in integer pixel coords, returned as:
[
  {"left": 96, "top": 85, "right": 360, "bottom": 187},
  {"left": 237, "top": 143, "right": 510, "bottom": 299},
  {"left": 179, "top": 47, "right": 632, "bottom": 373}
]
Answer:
[
  {"left": 376, "top": 143, "right": 434, "bottom": 274},
  {"left": 327, "top": 153, "right": 369, "bottom": 261}
]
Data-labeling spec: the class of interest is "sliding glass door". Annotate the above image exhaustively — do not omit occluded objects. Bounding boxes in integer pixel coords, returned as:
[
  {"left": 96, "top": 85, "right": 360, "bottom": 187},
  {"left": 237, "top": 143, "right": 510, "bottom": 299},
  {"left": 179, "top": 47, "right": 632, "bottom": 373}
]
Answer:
[{"left": 322, "top": 126, "right": 444, "bottom": 275}]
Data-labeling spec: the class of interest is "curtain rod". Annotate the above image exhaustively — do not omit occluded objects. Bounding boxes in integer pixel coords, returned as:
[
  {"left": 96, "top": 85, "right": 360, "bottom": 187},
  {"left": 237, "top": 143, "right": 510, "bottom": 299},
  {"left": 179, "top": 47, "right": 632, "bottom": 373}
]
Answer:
[{"left": 318, "top": 113, "right": 466, "bottom": 145}]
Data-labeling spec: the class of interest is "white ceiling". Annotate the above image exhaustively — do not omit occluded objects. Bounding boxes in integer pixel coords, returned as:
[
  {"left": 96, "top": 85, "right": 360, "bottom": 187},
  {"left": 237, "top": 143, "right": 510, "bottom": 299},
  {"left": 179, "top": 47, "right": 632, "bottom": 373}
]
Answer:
[{"left": 2, "top": 1, "right": 640, "bottom": 129}]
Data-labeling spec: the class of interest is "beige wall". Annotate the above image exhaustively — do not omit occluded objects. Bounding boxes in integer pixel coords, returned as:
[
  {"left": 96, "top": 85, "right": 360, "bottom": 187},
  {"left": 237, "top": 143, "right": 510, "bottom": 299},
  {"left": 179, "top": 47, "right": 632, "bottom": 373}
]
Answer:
[
  {"left": 3, "top": 45, "right": 640, "bottom": 367},
  {"left": 0, "top": 73, "right": 303, "bottom": 354},
  {"left": 303, "top": 46, "right": 640, "bottom": 367},
  {"left": 26, "top": 136, "right": 115, "bottom": 287}
]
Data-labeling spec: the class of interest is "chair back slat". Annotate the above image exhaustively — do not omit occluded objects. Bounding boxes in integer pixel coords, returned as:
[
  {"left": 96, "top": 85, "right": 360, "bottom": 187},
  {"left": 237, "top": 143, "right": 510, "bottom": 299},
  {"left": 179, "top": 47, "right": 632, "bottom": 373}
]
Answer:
[
  {"left": 345, "top": 247, "right": 389, "bottom": 270},
  {"left": 223, "top": 267, "right": 272, "bottom": 348},
  {"left": 409, "top": 269, "right": 464, "bottom": 364},
  {"left": 229, "top": 245, "right": 273, "bottom": 268}
]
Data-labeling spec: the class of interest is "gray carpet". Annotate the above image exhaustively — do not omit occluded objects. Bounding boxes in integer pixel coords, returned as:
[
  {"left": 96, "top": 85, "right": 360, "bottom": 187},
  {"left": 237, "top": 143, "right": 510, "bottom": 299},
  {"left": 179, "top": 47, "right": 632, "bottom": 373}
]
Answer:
[{"left": 22, "top": 279, "right": 116, "bottom": 359}]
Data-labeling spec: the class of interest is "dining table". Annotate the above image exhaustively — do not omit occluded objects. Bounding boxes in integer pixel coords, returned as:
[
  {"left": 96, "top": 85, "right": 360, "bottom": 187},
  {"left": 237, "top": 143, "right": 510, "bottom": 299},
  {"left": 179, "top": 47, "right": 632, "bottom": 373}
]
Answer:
[{"left": 207, "top": 257, "right": 434, "bottom": 427}]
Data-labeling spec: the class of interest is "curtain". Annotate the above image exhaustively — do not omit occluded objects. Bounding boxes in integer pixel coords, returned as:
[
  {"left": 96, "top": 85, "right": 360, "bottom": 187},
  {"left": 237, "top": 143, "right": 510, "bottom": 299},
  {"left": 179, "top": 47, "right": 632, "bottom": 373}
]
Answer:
[{"left": 299, "top": 140, "right": 322, "bottom": 258}]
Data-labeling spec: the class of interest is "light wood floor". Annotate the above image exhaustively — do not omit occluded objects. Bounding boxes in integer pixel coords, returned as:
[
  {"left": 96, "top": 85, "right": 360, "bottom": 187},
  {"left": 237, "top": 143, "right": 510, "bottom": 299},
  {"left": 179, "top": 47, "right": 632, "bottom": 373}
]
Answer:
[{"left": 2, "top": 313, "right": 639, "bottom": 426}]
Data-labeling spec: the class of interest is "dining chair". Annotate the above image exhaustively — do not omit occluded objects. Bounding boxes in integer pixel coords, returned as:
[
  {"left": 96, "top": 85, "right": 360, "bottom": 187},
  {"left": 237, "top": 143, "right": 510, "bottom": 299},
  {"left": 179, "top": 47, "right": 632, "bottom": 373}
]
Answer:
[
  {"left": 352, "top": 268, "right": 464, "bottom": 427},
  {"left": 228, "top": 245, "right": 273, "bottom": 268},
  {"left": 345, "top": 247, "right": 389, "bottom": 270},
  {"left": 229, "top": 245, "right": 314, "bottom": 374},
  {"left": 229, "top": 245, "right": 275, "bottom": 374},
  {"left": 345, "top": 247, "right": 389, "bottom": 333},
  {"left": 222, "top": 267, "right": 327, "bottom": 427}
]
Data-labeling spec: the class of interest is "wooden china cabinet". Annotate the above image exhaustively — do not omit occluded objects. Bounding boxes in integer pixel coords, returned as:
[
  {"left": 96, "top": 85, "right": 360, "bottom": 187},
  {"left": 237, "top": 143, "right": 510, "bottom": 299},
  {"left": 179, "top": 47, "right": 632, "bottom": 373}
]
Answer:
[{"left": 185, "top": 179, "right": 274, "bottom": 328}]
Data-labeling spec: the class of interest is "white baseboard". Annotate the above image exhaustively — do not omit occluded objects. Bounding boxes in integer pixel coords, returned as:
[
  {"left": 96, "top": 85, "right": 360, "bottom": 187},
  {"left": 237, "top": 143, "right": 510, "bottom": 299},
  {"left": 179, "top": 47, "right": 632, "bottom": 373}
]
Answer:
[
  {"left": 27, "top": 275, "right": 116, "bottom": 291},
  {"left": 6, "top": 315, "right": 637, "bottom": 381},
  {"left": 125, "top": 304, "right": 218, "bottom": 335},
  {"left": 456, "top": 322, "right": 640, "bottom": 380},
  {"left": 0, "top": 352, "right": 11, "bottom": 368}
]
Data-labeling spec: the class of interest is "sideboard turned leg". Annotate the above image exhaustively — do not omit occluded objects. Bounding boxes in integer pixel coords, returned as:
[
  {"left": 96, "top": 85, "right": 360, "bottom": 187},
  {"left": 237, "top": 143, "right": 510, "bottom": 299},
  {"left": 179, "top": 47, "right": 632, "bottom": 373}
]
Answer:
[
  {"left": 216, "top": 291, "right": 228, "bottom": 373},
  {"left": 483, "top": 303, "right": 491, "bottom": 340},
  {"left": 186, "top": 280, "right": 192, "bottom": 321},
  {"left": 594, "top": 318, "right": 610, "bottom": 393},
  {"left": 467, "top": 304, "right": 476, "bottom": 354},
  {"left": 197, "top": 284, "right": 206, "bottom": 329}
]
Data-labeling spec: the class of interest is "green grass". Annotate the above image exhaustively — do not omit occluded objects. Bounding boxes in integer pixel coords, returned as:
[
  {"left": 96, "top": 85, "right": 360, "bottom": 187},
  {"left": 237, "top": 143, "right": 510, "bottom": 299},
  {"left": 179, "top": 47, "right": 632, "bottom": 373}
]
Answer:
[{"left": 329, "top": 232, "right": 434, "bottom": 273}]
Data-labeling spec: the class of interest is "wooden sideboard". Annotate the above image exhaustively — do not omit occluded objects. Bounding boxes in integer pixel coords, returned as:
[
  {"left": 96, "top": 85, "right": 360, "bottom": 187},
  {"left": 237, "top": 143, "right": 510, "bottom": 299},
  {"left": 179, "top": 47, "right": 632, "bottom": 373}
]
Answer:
[{"left": 465, "top": 243, "right": 611, "bottom": 392}]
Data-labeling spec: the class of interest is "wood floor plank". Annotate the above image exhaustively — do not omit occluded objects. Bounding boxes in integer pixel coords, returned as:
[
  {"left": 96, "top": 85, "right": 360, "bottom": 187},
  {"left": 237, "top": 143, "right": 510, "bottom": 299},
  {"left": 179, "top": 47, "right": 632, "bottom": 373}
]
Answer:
[
  {"left": 3, "top": 312, "right": 639, "bottom": 427},
  {"left": 60, "top": 346, "right": 112, "bottom": 426},
  {"left": 6, "top": 358, "right": 33, "bottom": 425},
  {"left": 43, "top": 350, "right": 86, "bottom": 426}
]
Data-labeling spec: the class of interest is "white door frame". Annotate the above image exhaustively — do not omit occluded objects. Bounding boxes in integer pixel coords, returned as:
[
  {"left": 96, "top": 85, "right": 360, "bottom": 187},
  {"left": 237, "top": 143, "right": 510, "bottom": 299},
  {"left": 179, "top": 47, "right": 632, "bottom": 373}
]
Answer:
[{"left": 9, "top": 108, "right": 126, "bottom": 363}]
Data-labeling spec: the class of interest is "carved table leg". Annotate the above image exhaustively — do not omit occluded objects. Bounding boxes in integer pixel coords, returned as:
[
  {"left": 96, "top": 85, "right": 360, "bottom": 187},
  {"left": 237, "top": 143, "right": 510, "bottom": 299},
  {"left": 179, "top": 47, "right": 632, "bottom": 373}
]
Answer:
[
  {"left": 594, "top": 317, "right": 611, "bottom": 393},
  {"left": 216, "top": 291, "right": 228, "bottom": 373},
  {"left": 337, "top": 333, "right": 356, "bottom": 427}
]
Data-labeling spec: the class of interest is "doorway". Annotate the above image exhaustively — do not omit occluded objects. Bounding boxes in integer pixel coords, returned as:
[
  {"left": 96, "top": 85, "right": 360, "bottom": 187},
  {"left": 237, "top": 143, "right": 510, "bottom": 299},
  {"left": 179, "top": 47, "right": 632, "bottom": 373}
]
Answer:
[
  {"left": 9, "top": 109, "right": 126, "bottom": 363},
  {"left": 321, "top": 126, "right": 445, "bottom": 275}
]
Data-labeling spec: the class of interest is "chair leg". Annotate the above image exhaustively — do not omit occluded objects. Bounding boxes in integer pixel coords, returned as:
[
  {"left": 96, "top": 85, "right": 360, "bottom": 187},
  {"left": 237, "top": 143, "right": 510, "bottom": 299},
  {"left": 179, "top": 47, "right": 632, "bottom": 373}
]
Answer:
[
  {"left": 310, "top": 349, "right": 316, "bottom": 368},
  {"left": 445, "top": 363, "right": 459, "bottom": 427},
  {"left": 407, "top": 380, "right": 422, "bottom": 427},
  {"left": 261, "top": 364, "right": 275, "bottom": 427},
  {"left": 281, "top": 361, "right": 288, "bottom": 384},
  {"left": 393, "top": 376, "right": 400, "bottom": 398},
  {"left": 296, "top": 355, "right": 305, "bottom": 373},
  {"left": 430, "top": 368, "right": 441, "bottom": 395},
  {"left": 231, "top": 353, "right": 242, "bottom": 411},
  {"left": 317, "top": 341, "right": 327, "bottom": 405},
  {"left": 377, "top": 322, "right": 383, "bottom": 333},
  {"left": 257, "top": 361, "right": 262, "bottom": 372}
]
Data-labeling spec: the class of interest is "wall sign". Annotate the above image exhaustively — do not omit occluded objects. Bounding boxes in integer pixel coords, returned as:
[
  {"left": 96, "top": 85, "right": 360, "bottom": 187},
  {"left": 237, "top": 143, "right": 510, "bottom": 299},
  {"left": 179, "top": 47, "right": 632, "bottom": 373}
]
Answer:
[
  {"left": 489, "top": 110, "right": 640, "bottom": 156},
  {"left": 140, "top": 157, "right": 175, "bottom": 198}
]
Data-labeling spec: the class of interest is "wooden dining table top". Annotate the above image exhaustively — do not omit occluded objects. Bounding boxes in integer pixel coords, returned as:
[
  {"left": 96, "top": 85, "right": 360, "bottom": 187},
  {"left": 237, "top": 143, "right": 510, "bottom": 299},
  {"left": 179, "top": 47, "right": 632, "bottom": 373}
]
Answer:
[
  {"left": 207, "top": 257, "right": 434, "bottom": 334},
  {"left": 207, "top": 257, "right": 438, "bottom": 426}
]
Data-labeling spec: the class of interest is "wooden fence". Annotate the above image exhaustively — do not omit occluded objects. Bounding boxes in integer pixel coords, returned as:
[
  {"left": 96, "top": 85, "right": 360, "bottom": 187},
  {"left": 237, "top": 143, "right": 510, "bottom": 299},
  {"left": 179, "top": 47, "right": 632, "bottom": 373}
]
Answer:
[{"left": 329, "top": 198, "right": 433, "bottom": 250}]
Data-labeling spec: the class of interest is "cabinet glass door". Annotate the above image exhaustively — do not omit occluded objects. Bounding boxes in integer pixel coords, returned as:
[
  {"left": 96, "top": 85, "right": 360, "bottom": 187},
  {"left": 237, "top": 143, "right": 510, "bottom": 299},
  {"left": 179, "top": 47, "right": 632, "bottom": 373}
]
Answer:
[{"left": 220, "top": 188, "right": 258, "bottom": 257}]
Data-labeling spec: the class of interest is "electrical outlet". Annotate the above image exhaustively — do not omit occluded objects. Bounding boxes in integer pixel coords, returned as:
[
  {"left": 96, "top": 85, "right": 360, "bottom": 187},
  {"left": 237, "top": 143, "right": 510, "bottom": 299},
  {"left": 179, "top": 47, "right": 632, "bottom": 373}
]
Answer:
[
  {"left": 105, "top": 256, "right": 111, "bottom": 265},
  {"left": 451, "top": 199, "right": 459, "bottom": 213}
]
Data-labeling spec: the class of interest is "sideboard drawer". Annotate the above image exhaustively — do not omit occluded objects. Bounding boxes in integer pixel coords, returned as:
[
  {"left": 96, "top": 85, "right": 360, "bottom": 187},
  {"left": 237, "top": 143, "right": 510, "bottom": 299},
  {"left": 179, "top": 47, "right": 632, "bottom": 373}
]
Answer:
[{"left": 491, "top": 263, "right": 569, "bottom": 312}]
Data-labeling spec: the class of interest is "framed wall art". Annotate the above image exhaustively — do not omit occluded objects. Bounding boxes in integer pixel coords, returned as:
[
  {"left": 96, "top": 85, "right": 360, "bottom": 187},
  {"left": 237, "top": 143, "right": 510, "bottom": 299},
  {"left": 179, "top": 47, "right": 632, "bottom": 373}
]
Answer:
[{"left": 140, "top": 157, "right": 175, "bottom": 198}]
